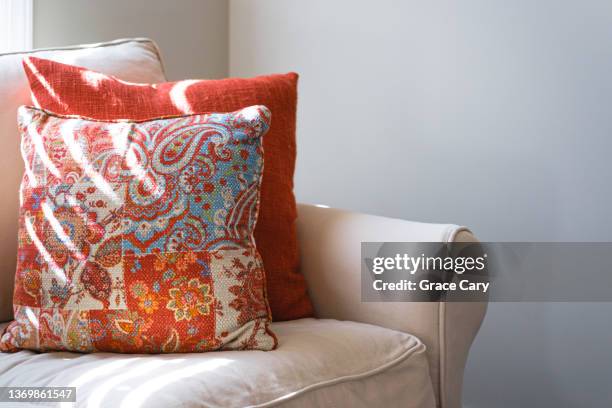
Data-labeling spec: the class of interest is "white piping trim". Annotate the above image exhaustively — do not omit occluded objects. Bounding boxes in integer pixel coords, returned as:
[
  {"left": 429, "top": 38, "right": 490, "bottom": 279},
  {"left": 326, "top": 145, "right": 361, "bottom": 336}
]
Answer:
[
  {"left": 0, "top": 36, "right": 168, "bottom": 82},
  {"left": 247, "top": 338, "right": 428, "bottom": 408},
  {"left": 437, "top": 225, "right": 475, "bottom": 408},
  {"left": 0, "top": 333, "right": 429, "bottom": 408},
  {"left": 438, "top": 302, "right": 447, "bottom": 408},
  {"left": 1, "top": 37, "right": 151, "bottom": 56},
  {"left": 0, "top": 37, "right": 168, "bottom": 80}
]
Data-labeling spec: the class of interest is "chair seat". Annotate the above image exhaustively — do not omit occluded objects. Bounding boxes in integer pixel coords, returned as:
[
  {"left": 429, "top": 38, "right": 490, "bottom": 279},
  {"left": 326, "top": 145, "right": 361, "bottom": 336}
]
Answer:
[{"left": 0, "top": 318, "right": 435, "bottom": 408}]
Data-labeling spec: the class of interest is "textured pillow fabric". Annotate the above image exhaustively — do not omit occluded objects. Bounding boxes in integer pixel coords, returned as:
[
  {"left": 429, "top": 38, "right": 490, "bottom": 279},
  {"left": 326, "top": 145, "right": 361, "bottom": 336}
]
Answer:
[
  {"left": 0, "top": 105, "right": 277, "bottom": 353},
  {"left": 24, "top": 57, "right": 313, "bottom": 322},
  {"left": 0, "top": 39, "right": 166, "bottom": 324}
]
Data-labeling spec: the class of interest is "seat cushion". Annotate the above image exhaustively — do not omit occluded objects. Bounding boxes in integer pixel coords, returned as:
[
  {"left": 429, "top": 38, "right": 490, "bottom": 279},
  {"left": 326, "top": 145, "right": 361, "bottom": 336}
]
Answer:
[
  {"left": 0, "top": 319, "right": 435, "bottom": 408},
  {"left": 0, "top": 38, "right": 167, "bottom": 323}
]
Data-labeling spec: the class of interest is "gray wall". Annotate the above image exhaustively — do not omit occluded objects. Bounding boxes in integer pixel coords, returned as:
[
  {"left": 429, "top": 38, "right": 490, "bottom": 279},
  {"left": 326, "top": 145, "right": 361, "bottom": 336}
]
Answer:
[
  {"left": 229, "top": 1, "right": 612, "bottom": 407},
  {"left": 33, "top": 0, "right": 229, "bottom": 80}
]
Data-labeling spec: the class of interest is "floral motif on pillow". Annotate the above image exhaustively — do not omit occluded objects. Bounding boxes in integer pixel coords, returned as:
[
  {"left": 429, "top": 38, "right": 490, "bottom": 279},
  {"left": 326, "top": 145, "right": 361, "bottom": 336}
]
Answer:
[{"left": 0, "top": 105, "right": 277, "bottom": 353}]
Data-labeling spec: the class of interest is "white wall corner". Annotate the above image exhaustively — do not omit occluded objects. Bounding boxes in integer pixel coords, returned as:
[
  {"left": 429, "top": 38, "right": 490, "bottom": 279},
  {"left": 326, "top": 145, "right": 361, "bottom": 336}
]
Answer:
[{"left": 0, "top": 0, "right": 33, "bottom": 53}]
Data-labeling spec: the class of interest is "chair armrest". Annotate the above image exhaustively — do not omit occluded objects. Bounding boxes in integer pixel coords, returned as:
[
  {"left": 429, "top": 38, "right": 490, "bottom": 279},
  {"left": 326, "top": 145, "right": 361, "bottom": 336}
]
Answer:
[{"left": 296, "top": 203, "right": 487, "bottom": 408}]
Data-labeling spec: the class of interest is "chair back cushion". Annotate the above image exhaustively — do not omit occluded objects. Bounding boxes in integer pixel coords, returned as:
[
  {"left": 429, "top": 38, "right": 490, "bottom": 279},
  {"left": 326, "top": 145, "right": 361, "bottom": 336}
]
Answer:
[{"left": 0, "top": 39, "right": 166, "bottom": 323}]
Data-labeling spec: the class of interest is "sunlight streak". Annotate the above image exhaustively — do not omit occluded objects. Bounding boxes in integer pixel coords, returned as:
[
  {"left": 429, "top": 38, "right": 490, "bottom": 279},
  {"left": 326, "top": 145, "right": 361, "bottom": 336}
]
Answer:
[
  {"left": 125, "top": 148, "right": 147, "bottom": 182},
  {"left": 81, "top": 70, "right": 107, "bottom": 89},
  {"left": 58, "top": 358, "right": 139, "bottom": 408},
  {"left": 25, "top": 215, "right": 66, "bottom": 283},
  {"left": 120, "top": 358, "right": 233, "bottom": 408},
  {"left": 41, "top": 201, "right": 79, "bottom": 255},
  {"left": 20, "top": 110, "right": 38, "bottom": 188},
  {"left": 85, "top": 359, "right": 183, "bottom": 408},
  {"left": 24, "top": 57, "right": 66, "bottom": 109},
  {"left": 28, "top": 121, "right": 61, "bottom": 178},
  {"left": 21, "top": 160, "right": 37, "bottom": 189},
  {"left": 60, "top": 120, "right": 120, "bottom": 204},
  {"left": 169, "top": 80, "right": 198, "bottom": 114},
  {"left": 109, "top": 123, "right": 131, "bottom": 155},
  {"left": 24, "top": 307, "right": 39, "bottom": 330}
]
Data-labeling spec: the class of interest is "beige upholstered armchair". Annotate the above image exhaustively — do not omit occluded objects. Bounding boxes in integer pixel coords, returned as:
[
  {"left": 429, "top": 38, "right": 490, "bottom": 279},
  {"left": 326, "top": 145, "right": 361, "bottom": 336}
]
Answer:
[
  {"left": 297, "top": 204, "right": 486, "bottom": 408},
  {"left": 0, "top": 39, "right": 486, "bottom": 408}
]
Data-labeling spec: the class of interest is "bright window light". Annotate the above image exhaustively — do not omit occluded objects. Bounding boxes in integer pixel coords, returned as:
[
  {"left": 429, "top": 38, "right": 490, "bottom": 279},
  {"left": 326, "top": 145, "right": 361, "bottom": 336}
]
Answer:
[{"left": 0, "top": 0, "right": 33, "bottom": 53}]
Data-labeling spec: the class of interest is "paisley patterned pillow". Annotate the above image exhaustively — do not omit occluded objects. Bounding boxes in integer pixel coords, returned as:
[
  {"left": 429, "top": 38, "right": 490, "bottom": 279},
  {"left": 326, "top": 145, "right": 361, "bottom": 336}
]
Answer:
[{"left": 0, "top": 105, "right": 277, "bottom": 353}]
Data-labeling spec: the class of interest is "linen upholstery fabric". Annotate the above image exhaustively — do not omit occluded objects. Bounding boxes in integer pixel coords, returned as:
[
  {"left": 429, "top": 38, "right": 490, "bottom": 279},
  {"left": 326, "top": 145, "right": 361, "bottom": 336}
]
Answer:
[
  {"left": 0, "top": 38, "right": 166, "bottom": 323},
  {"left": 24, "top": 57, "right": 313, "bottom": 322},
  {"left": 295, "top": 203, "right": 487, "bottom": 408},
  {"left": 0, "top": 319, "right": 436, "bottom": 408},
  {"left": 0, "top": 105, "right": 276, "bottom": 353}
]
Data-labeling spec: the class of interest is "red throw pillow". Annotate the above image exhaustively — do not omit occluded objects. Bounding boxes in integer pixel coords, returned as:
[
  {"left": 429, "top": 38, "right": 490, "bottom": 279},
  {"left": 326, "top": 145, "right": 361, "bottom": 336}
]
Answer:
[{"left": 24, "top": 56, "right": 313, "bottom": 321}]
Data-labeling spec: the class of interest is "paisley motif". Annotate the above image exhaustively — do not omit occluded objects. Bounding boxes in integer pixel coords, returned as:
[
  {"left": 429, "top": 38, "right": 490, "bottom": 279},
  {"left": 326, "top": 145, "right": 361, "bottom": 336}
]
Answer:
[
  {"left": 1, "top": 105, "right": 277, "bottom": 354},
  {"left": 94, "top": 236, "right": 122, "bottom": 267},
  {"left": 80, "top": 262, "right": 112, "bottom": 308}
]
